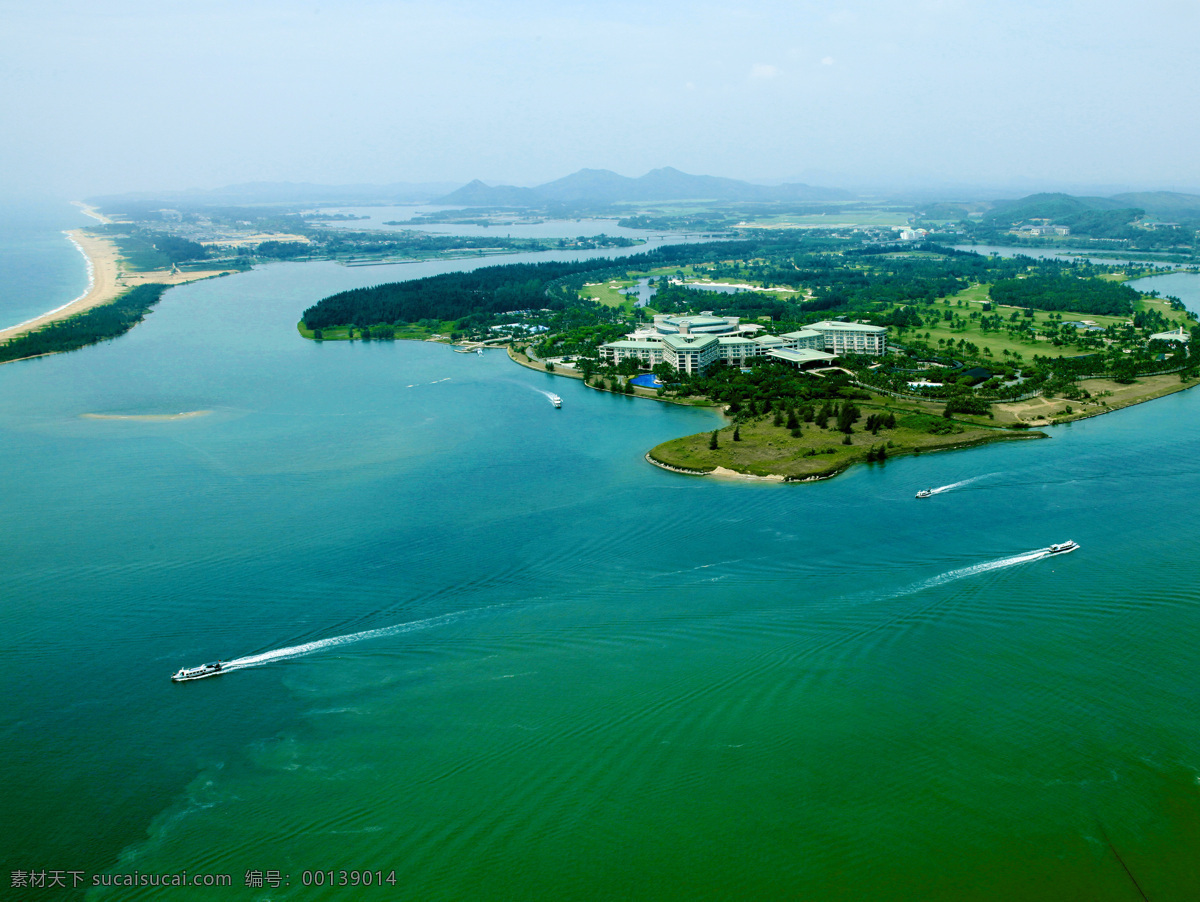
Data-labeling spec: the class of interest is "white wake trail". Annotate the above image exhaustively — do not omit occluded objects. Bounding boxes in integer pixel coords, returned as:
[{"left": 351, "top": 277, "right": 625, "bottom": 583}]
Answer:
[
  {"left": 896, "top": 548, "right": 1050, "bottom": 598},
  {"left": 929, "top": 472, "right": 1000, "bottom": 495},
  {"left": 220, "top": 609, "right": 476, "bottom": 673}
]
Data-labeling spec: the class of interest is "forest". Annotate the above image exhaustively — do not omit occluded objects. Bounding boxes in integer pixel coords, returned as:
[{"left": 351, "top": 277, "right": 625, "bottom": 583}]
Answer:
[
  {"left": 988, "top": 275, "right": 1139, "bottom": 315},
  {"left": 300, "top": 239, "right": 812, "bottom": 330},
  {"left": 0, "top": 284, "right": 168, "bottom": 363}
]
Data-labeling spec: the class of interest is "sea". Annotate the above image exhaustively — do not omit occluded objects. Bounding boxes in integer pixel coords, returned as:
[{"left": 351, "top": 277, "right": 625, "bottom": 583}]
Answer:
[{"left": 3, "top": 200, "right": 1200, "bottom": 900}]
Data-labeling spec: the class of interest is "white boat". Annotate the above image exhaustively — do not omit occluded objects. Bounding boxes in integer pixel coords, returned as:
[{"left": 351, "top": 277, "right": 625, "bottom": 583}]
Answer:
[
  {"left": 1047, "top": 540, "right": 1079, "bottom": 555},
  {"left": 548, "top": 394, "right": 562, "bottom": 408},
  {"left": 915, "top": 488, "right": 933, "bottom": 499},
  {"left": 171, "top": 661, "right": 227, "bottom": 682},
  {"left": 476, "top": 348, "right": 484, "bottom": 356}
]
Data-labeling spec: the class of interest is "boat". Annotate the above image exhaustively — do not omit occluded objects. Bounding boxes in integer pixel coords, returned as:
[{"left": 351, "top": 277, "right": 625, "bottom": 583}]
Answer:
[
  {"left": 548, "top": 394, "right": 562, "bottom": 408},
  {"left": 171, "top": 661, "right": 228, "bottom": 682},
  {"left": 915, "top": 488, "right": 933, "bottom": 499},
  {"left": 1046, "top": 540, "right": 1079, "bottom": 555},
  {"left": 476, "top": 348, "right": 484, "bottom": 356}
]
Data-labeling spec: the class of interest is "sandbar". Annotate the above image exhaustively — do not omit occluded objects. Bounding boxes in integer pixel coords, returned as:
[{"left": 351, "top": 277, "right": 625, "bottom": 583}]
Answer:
[{"left": 81, "top": 410, "right": 212, "bottom": 421}]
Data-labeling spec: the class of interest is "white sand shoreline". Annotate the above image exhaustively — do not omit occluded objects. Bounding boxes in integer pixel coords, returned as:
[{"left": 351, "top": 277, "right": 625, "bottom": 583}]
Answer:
[
  {"left": 0, "top": 230, "right": 116, "bottom": 340},
  {"left": 0, "top": 217, "right": 237, "bottom": 345}
]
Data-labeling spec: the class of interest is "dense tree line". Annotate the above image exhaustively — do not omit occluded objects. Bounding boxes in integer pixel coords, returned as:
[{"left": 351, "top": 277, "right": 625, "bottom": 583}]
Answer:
[
  {"left": 303, "top": 260, "right": 613, "bottom": 329},
  {"left": 988, "top": 275, "right": 1139, "bottom": 316},
  {"left": 0, "top": 284, "right": 168, "bottom": 363},
  {"left": 98, "top": 226, "right": 209, "bottom": 270},
  {"left": 302, "top": 237, "right": 838, "bottom": 330}
]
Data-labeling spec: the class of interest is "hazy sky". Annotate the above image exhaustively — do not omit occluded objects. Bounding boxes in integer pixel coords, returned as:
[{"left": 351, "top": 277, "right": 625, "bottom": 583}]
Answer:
[{"left": 2, "top": 0, "right": 1197, "bottom": 197}]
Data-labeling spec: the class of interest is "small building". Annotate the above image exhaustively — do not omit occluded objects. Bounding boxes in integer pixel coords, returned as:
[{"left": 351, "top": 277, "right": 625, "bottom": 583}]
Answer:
[
  {"left": 767, "top": 348, "right": 838, "bottom": 370},
  {"left": 1150, "top": 327, "right": 1190, "bottom": 344}
]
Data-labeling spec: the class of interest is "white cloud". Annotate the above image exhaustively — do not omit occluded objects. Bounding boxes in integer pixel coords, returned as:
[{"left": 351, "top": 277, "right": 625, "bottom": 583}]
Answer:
[
  {"left": 821, "top": 56, "right": 835, "bottom": 66},
  {"left": 750, "top": 63, "right": 780, "bottom": 79}
]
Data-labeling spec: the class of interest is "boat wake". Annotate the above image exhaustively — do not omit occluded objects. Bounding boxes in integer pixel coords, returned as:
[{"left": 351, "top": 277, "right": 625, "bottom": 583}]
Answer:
[
  {"left": 533, "top": 388, "right": 562, "bottom": 407},
  {"left": 217, "top": 609, "right": 478, "bottom": 674},
  {"left": 924, "top": 473, "right": 999, "bottom": 496},
  {"left": 895, "top": 548, "right": 1051, "bottom": 598}
]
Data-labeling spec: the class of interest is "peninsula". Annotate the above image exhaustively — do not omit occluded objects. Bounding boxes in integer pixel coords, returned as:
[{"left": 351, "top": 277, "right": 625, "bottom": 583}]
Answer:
[
  {"left": 0, "top": 227, "right": 235, "bottom": 364},
  {"left": 300, "top": 230, "right": 1198, "bottom": 481}
]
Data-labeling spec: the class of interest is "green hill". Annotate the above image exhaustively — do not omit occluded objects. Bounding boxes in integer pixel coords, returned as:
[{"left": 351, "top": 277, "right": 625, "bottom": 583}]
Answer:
[
  {"left": 983, "top": 192, "right": 1126, "bottom": 224},
  {"left": 1110, "top": 191, "right": 1200, "bottom": 222}
]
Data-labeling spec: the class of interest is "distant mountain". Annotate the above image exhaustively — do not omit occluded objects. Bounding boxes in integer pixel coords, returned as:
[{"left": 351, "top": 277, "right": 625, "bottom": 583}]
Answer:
[
  {"left": 439, "top": 179, "right": 541, "bottom": 207},
  {"left": 434, "top": 167, "right": 852, "bottom": 207}
]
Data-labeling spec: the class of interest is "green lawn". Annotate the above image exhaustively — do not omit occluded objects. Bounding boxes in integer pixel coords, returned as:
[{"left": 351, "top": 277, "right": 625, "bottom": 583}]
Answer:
[
  {"left": 649, "top": 400, "right": 1044, "bottom": 480},
  {"left": 578, "top": 264, "right": 710, "bottom": 312},
  {"left": 889, "top": 283, "right": 1191, "bottom": 361}
]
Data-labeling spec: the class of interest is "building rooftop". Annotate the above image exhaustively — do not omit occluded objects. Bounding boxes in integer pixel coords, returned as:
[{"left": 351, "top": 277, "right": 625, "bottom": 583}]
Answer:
[
  {"left": 808, "top": 320, "right": 887, "bottom": 333},
  {"left": 1150, "top": 328, "right": 1190, "bottom": 342},
  {"left": 780, "top": 330, "right": 822, "bottom": 340},
  {"left": 604, "top": 340, "right": 664, "bottom": 350},
  {"left": 662, "top": 334, "right": 719, "bottom": 351},
  {"left": 767, "top": 348, "right": 838, "bottom": 366}
]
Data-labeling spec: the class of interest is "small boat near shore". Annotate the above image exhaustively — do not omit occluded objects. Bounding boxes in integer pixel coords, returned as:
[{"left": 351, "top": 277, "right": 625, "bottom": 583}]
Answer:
[
  {"left": 915, "top": 488, "right": 933, "bottom": 499},
  {"left": 171, "top": 661, "right": 227, "bottom": 682},
  {"left": 1046, "top": 540, "right": 1079, "bottom": 555}
]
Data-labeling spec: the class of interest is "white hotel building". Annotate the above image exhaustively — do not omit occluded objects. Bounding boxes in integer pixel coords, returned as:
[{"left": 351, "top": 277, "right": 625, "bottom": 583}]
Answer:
[{"left": 598, "top": 313, "right": 886, "bottom": 376}]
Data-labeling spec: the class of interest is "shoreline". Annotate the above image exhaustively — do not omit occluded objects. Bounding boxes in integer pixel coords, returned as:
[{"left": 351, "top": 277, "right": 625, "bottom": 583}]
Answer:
[
  {"left": 0, "top": 230, "right": 108, "bottom": 339},
  {"left": 0, "top": 226, "right": 237, "bottom": 345}
]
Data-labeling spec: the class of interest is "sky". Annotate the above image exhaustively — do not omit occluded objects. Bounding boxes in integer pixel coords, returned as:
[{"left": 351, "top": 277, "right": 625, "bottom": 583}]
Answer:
[{"left": 1, "top": 0, "right": 1197, "bottom": 198}]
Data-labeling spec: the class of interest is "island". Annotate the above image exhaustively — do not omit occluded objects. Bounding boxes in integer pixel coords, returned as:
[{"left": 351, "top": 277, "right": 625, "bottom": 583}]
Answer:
[{"left": 299, "top": 232, "right": 1199, "bottom": 481}]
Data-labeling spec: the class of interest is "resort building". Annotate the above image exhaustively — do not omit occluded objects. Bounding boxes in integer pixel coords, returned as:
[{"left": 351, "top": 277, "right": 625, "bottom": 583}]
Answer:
[
  {"left": 599, "top": 319, "right": 885, "bottom": 376},
  {"left": 805, "top": 321, "right": 888, "bottom": 355}
]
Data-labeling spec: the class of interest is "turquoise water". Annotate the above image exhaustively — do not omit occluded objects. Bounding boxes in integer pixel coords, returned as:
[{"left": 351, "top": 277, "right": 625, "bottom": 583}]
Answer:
[
  {"left": 629, "top": 373, "right": 662, "bottom": 388},
  {"left": 3, "top": 232, "right": 1200, "bottom": 899},
  {"left": 0, "top": 198, "right": 92, "bottom": 329}
]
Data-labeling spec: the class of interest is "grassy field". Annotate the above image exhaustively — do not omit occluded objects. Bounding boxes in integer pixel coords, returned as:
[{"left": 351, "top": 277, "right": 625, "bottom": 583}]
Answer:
[
  {"left": 649, "top": 398, "right": 1045, "bottom": 480},
  {"left": 890, "top": 282, "right": 1191, "bottom": 361},
  {"left": 578, "top": 264, "right": 710, "bottom": 312},
  {"left": 989, "top": 373, "right": 1199, "bottom": 426}
]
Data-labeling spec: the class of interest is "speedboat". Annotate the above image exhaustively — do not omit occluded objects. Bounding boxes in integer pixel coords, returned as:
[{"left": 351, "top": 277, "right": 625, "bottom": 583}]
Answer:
[
  {"left": 1047, "top": 540, "right": 1079, "bottom": 555},
  {"left": 915, "top": 488, "right": 933, "bottom": 499},
  {"left": 549, "top": 394, "right": 562, "bottom": 408},
  {"left": 171, "top": 661, "right": 227, "bottom": 682}
]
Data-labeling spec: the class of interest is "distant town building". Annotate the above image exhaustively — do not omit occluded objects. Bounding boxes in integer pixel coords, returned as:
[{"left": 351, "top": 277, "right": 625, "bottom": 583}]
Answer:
[{"left": 1017, "top": 224, "right": 1070, "bottom": 237}]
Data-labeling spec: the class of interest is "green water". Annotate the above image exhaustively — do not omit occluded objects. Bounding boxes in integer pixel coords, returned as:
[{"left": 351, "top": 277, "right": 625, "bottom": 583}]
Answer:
[{"left": 3, "top": 256, "right": 1200, "bottom": 899}]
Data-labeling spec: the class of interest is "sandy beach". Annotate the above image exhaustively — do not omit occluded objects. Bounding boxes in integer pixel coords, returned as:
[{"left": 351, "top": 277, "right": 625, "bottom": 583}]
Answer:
[
  {"left": 81, "top": 410, "right": 212, "bottom": 421},
  {"left": 0, "top": 229, "right": 235, "bottom": 344}
]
